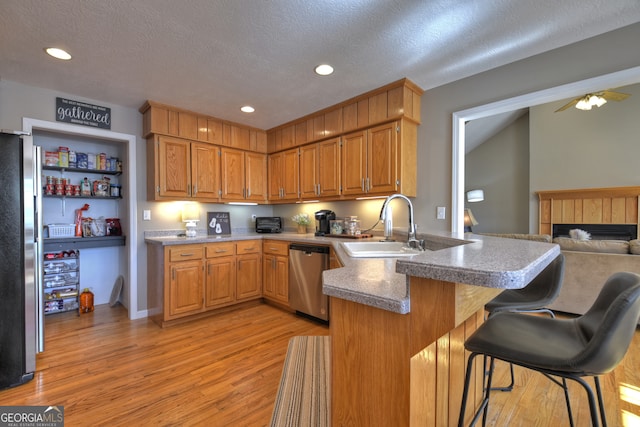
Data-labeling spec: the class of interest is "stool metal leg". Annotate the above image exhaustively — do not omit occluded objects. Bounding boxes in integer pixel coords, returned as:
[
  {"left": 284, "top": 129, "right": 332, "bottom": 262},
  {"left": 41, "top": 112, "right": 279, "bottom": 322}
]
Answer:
[
  {"left": 459, "top": 353, "right": 495, "bottom": 427},
  {"left": 594, "top": 376, "right": 607, "bottom": 427}
]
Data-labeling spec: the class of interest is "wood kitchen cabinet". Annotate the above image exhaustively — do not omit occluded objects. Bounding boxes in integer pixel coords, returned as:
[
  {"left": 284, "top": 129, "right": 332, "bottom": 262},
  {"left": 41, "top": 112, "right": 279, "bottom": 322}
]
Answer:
[
  {"left": 147, "top": 135, "right": 220, "bottom": 202},
  {"left": 220, "top": 148, "right": 267, "bottom": 202},
  {"left": 148, "top": 240, "right": 262, "bottom": 327},
  {"left": 235, "top": 240, "right": 262, "bottom": 300},
  {"left": 341, "top": 123, "right": 397, "bottom": 196},
  {"left": 263, "top": 240, "right": 289, "bottom": 305},
  {"left": 166, "top": 245, "right": 204, "bottom": 319},
  {"left": 204, "top": 242, "right": 235, "bottom": 308},
  {"left": 299, "top": 138, "right": 340, "bottom": 199},
  {"left": 268, "top": 148, "right": 299, "bottom": 202},
  {"left": 340, "top": 120, "right": 417, "bottom": 197}
]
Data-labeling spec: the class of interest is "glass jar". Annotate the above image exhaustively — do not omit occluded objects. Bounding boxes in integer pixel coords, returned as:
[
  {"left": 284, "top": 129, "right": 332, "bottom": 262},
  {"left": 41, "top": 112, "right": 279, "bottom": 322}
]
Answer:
[
  {"left": 330, "top": 219, "right": 344, "bottom": 235},
  {"left": 344, "top": 216, "right": 361, "bottom": 235}
]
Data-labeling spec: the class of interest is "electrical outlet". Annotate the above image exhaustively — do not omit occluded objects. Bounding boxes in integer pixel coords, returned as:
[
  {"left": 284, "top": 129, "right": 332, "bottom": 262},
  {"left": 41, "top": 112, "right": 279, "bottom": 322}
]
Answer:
[
  {"left": 436, "top": 206, "right": 446, "bottom": 220},
  {"left": 251, "top": 214, "right": 257, "bottom": 222},
  {"left": 143, "top": 210, "right": 151, "bottom": 221}
]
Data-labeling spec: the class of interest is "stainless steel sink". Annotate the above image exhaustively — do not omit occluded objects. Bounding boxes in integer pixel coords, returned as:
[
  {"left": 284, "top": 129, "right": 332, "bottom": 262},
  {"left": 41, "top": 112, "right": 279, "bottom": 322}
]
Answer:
[{"left": 341, "top": 241, "right": 422, "bottom": 258}]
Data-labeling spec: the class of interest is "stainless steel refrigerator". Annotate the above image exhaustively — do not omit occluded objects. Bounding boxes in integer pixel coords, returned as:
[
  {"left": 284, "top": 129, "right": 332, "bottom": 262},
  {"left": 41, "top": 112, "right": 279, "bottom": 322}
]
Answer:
[{"left": 0, "top": 130, "right": 43, "bottom": 390}]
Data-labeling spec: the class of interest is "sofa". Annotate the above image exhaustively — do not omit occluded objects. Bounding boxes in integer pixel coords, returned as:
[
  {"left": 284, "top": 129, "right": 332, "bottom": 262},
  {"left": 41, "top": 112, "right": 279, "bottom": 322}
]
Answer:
[
  {"left": 480, "top": 233, "right": 640, "bottom": 321},
  {"left": 548, "top": 237, "right": 640, "bottom": 317}
]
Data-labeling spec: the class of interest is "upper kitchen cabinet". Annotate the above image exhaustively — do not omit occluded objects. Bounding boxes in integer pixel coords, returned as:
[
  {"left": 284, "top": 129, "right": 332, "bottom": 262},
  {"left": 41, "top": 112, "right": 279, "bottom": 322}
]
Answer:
[
  {"left": 147, "top": 135, "right": 221, "bottom": 201},
  {"left": 265, "top": 78, "right": 422, "bottom": 152},
  {"left": 341, "top": 120, "right": 417, "bottom": 197},
  {"left": 300, "top": 138, "right": 341, "bottom": 199},
  {"left": 220, "top": 148, "right": 267, "bottom": 203},
  {"left": 268, "top": 148, "right": 300, "bottom": 202},
  {"left": 140, "top": 101, "right": 267, "bottom": 153}
]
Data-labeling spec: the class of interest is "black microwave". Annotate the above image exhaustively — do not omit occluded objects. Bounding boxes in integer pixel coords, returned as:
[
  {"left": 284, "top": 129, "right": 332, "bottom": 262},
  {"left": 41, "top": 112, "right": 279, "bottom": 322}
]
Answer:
[{"left": 255, "top": 217, "right": 283, "bottom": 233}]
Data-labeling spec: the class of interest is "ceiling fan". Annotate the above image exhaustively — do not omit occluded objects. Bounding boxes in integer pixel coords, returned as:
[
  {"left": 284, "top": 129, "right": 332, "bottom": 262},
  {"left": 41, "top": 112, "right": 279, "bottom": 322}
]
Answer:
[{"left": 555, "top": 89, "right": 630, "bottom": 112}]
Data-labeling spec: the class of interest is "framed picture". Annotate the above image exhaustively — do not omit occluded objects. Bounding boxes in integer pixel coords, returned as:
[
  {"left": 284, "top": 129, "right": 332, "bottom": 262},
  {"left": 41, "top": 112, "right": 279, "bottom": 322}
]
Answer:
[{"left": 207, "top": 211, "right": 231, "bottom": 235}]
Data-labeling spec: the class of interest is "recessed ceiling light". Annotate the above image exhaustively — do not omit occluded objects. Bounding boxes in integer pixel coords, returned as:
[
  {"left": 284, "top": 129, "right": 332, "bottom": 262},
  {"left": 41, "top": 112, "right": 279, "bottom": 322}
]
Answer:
[
  {"left": 44, "top": 47, "right": 72, "bottom": 60},
  {"left": 314, "top": 64, "right": 334, "bottom": 76},
  {"left": 240, "top": 105, "right": 255, "bottom": 113}
]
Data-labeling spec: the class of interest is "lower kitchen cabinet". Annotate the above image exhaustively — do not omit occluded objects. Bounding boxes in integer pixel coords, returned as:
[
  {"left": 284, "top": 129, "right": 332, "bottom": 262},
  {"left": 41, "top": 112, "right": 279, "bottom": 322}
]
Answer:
[
  {"left": 147, "top": 240, "right": 262, "bottom": 326},
  {"left": 205, "top": 242, "right": 235, "bottom": 308},
  {"left": 165, "top": 244, "right": 205, "bottom": 319},
  {"left": 263, "top": 240, "right": 289, "bottom": 305},
  {"left": 235, "top": 240, "right": 262, "bottom": 300}
]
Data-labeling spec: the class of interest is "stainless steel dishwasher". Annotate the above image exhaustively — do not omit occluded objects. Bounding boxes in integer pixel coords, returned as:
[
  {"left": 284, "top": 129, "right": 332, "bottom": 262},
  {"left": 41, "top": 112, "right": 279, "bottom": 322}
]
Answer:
[{"left": 289, "top": 244, "right": 330, "bottom": 322}]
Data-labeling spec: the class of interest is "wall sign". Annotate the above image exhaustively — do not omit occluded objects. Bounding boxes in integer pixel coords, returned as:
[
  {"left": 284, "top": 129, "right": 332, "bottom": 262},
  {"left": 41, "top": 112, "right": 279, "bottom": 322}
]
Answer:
[
  {"left": 56, "top": 97, "right": 111, "bottom": 129},
  {"left": 207, "top": 212, "right": 231, "bottom": 235}
]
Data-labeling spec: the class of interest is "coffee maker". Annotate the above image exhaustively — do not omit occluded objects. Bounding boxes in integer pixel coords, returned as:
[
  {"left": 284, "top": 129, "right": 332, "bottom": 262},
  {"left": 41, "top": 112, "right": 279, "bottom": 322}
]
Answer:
[{"left": 314, "top": 210, "right": 336, "bottom": 236}]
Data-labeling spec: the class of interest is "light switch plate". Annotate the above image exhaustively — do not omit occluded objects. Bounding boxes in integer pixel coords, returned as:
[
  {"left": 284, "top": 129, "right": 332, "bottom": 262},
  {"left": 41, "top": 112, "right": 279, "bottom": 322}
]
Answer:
[
  {"left": 143, "top": 209, "right": 151, "bottom": 221},
  {"left": 436, "top": 206, "right": 446, "bottom": 220}
]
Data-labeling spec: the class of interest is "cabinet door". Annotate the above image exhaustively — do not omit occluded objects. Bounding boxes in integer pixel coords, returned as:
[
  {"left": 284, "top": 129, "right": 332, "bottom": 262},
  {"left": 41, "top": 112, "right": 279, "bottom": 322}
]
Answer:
[
  {"left": 220, "top": 148, "right": 246, "bottom": 201},
  {"left": 158, "top": 136, "right": 191, "bottom": 198},
  {"left": 341, "top": 130, "right": 367, "bottom": 196},
  {"left": 318, "top": 137, "right": 341, "bottom": 197},
  {"left": 263, "top": 254, "right": 276, "bottom": 298},
  {"left": 299, "top": 144, "right": 319, "bottom": 199},
  {"left": 191, "top": 142, "right": 220, "bottom": 201},
  {"left": 205, "top": 257, "right": 236, "bottom": 308},
  {"left": 268, "top": 153, "right": 283, "bottom": 200},
  {"left": 281, "top": 148, "right": 300, "bottom": 200},
  {"left": 168, "top": 259, "right": 203, "bottom": 318},
  {"left": 273, "top": 255, "right": 289, "bottom": 304},
  {"left": 245, "top": 152, "right": 267, "bottom": 202},
  {"left": 367, "top": 122, "right": 397, "bottom": 194},
  {"left": 236, "top": 254, "right": 262, "bottom": 300}
]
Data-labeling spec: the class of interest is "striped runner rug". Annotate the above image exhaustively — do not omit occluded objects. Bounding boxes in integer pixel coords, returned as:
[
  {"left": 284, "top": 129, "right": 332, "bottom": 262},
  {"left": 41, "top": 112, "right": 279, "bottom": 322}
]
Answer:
[{"left": 270, "top": 336, "right": 330, "bottom": 426}]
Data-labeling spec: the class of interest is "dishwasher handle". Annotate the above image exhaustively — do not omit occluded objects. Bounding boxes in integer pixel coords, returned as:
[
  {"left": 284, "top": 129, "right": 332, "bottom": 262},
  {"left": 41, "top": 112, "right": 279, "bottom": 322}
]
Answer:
[{"left": 289, "top": 244, "right": 330, "bottom": 255}]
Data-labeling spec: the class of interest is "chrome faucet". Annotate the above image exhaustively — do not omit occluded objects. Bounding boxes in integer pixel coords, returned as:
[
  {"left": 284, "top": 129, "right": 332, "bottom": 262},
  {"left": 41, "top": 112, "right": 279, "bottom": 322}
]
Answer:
[{"left": 379, "top": 194, "right": 424, "bottom": 250}]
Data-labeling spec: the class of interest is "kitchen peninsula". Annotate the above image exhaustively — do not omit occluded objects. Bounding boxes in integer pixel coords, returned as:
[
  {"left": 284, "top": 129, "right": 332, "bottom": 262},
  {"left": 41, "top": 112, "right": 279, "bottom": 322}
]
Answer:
[
  {"left": 323, "top": 233, "right": 560, "bottom": 426},
  {"left": 146, "top": 230, "right": 559, "bottom": 425}
]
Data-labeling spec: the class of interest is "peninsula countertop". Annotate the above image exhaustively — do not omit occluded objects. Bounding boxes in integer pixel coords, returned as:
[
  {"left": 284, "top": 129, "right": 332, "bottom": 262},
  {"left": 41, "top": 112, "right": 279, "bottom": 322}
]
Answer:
[
  {"left": 144, "top": 230, "right": 560, "bottom": 315},
  {"left": 321, "top": 231, "right": 560, "bottom": 314}
]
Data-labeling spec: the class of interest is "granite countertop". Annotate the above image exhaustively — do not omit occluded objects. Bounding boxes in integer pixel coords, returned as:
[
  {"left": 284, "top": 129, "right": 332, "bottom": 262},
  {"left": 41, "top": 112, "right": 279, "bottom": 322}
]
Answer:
[
  {"left": 322, "top": 232, "right": 560, "bottom": 314},
  {"left": 144, "top": 229, "right": 560, "bottom": 315}
]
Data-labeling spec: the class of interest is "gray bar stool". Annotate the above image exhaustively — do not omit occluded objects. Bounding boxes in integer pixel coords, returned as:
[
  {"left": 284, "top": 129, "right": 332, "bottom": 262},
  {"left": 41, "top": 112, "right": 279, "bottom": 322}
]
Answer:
[
  {"left": 458, "top": 271, "right": 640, "bottom": 427},
  {"left": 484, "top": 253, "right": 565, "bottom": 390}
]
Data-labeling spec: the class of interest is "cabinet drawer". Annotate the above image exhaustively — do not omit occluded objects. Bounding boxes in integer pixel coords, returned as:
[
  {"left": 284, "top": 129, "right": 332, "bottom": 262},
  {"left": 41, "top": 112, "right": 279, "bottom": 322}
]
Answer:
[
  {"left": 236, "top": 240, "right": 261, "bottom": 254},
  {"left": 205, "top": 242, "right": 235, "bottom": 258},
  {"left": 263, "top": 240, "right": 289, "bottom": 256},
  {"left": 168, "top": 245, "right": 203, "bottom": 262}
]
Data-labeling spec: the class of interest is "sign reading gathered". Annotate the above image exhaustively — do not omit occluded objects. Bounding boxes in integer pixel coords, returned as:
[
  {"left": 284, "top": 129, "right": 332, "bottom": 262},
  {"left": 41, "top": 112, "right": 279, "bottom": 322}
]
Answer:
[{"left": 56, "top": 97, "right": 111, "bottom": 129}]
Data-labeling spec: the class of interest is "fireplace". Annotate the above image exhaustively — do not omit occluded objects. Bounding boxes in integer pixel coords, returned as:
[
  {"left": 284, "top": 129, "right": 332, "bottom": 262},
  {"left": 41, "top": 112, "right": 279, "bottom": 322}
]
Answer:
[{"left": 552, "top": 223, "right": 638, "bottom": 241}]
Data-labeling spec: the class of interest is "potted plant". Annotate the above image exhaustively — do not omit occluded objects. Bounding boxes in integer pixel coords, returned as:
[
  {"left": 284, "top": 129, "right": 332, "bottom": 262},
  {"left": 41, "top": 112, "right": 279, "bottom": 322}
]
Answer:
[{"left": 291, "top": 213, "right": 311, "bottom": 234}]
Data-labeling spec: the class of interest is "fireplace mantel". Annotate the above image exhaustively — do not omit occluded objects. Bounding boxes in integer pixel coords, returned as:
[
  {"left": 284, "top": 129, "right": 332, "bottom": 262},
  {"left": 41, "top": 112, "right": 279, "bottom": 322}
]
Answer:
[{"left": 537, "top": 186, "right": 640, "bottom": 238}]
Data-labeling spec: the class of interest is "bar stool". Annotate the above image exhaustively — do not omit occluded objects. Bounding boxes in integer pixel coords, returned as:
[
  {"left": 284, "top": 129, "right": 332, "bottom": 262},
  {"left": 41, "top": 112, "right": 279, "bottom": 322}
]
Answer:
[
  {"left": 458, "top": 271, "right": 640, "bottom": 427},
  {"left": 484, "top": 253, "right": 565, "bottom": 390}
]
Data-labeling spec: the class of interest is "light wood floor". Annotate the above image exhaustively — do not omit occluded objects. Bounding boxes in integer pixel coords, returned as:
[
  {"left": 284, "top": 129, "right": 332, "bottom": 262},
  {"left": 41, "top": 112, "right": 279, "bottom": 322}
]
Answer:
[{"left": 1, "top": 304, "right": 639, "bottom": 426}]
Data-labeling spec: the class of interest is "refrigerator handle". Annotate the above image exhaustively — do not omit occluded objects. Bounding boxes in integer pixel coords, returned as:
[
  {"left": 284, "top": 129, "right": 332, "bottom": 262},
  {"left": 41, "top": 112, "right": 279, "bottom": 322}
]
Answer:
[{"left": 34, "top": 145, "right": 44, "bottom": 353}]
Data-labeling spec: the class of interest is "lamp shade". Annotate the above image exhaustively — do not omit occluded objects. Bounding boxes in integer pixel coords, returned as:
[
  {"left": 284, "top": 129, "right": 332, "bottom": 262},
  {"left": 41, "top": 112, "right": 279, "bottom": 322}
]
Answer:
[
  {"left": 466, "top": 189, "right": 484, "bottom": 203},
  {"left": 181, "top": 203, "right": 200, "bottom": 222},
  {"left": 464, "top": 208, "right": 478, "bottom": 227}
]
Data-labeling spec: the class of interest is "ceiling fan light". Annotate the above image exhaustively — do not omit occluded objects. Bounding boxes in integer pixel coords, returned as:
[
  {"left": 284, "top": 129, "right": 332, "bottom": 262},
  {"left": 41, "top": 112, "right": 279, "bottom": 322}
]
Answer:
[
  {"left": 592, "top": 95, "right": 607, "bottom": 107},
  {"left": 575, "top": 98, "right": 591, "bottom": 110}
]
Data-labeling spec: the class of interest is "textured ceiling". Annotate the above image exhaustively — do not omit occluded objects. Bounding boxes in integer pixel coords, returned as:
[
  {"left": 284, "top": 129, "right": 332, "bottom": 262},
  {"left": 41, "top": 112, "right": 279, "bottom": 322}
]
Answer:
[{"left": 1, "top": 0, "right": 639, "bottom": 130}]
